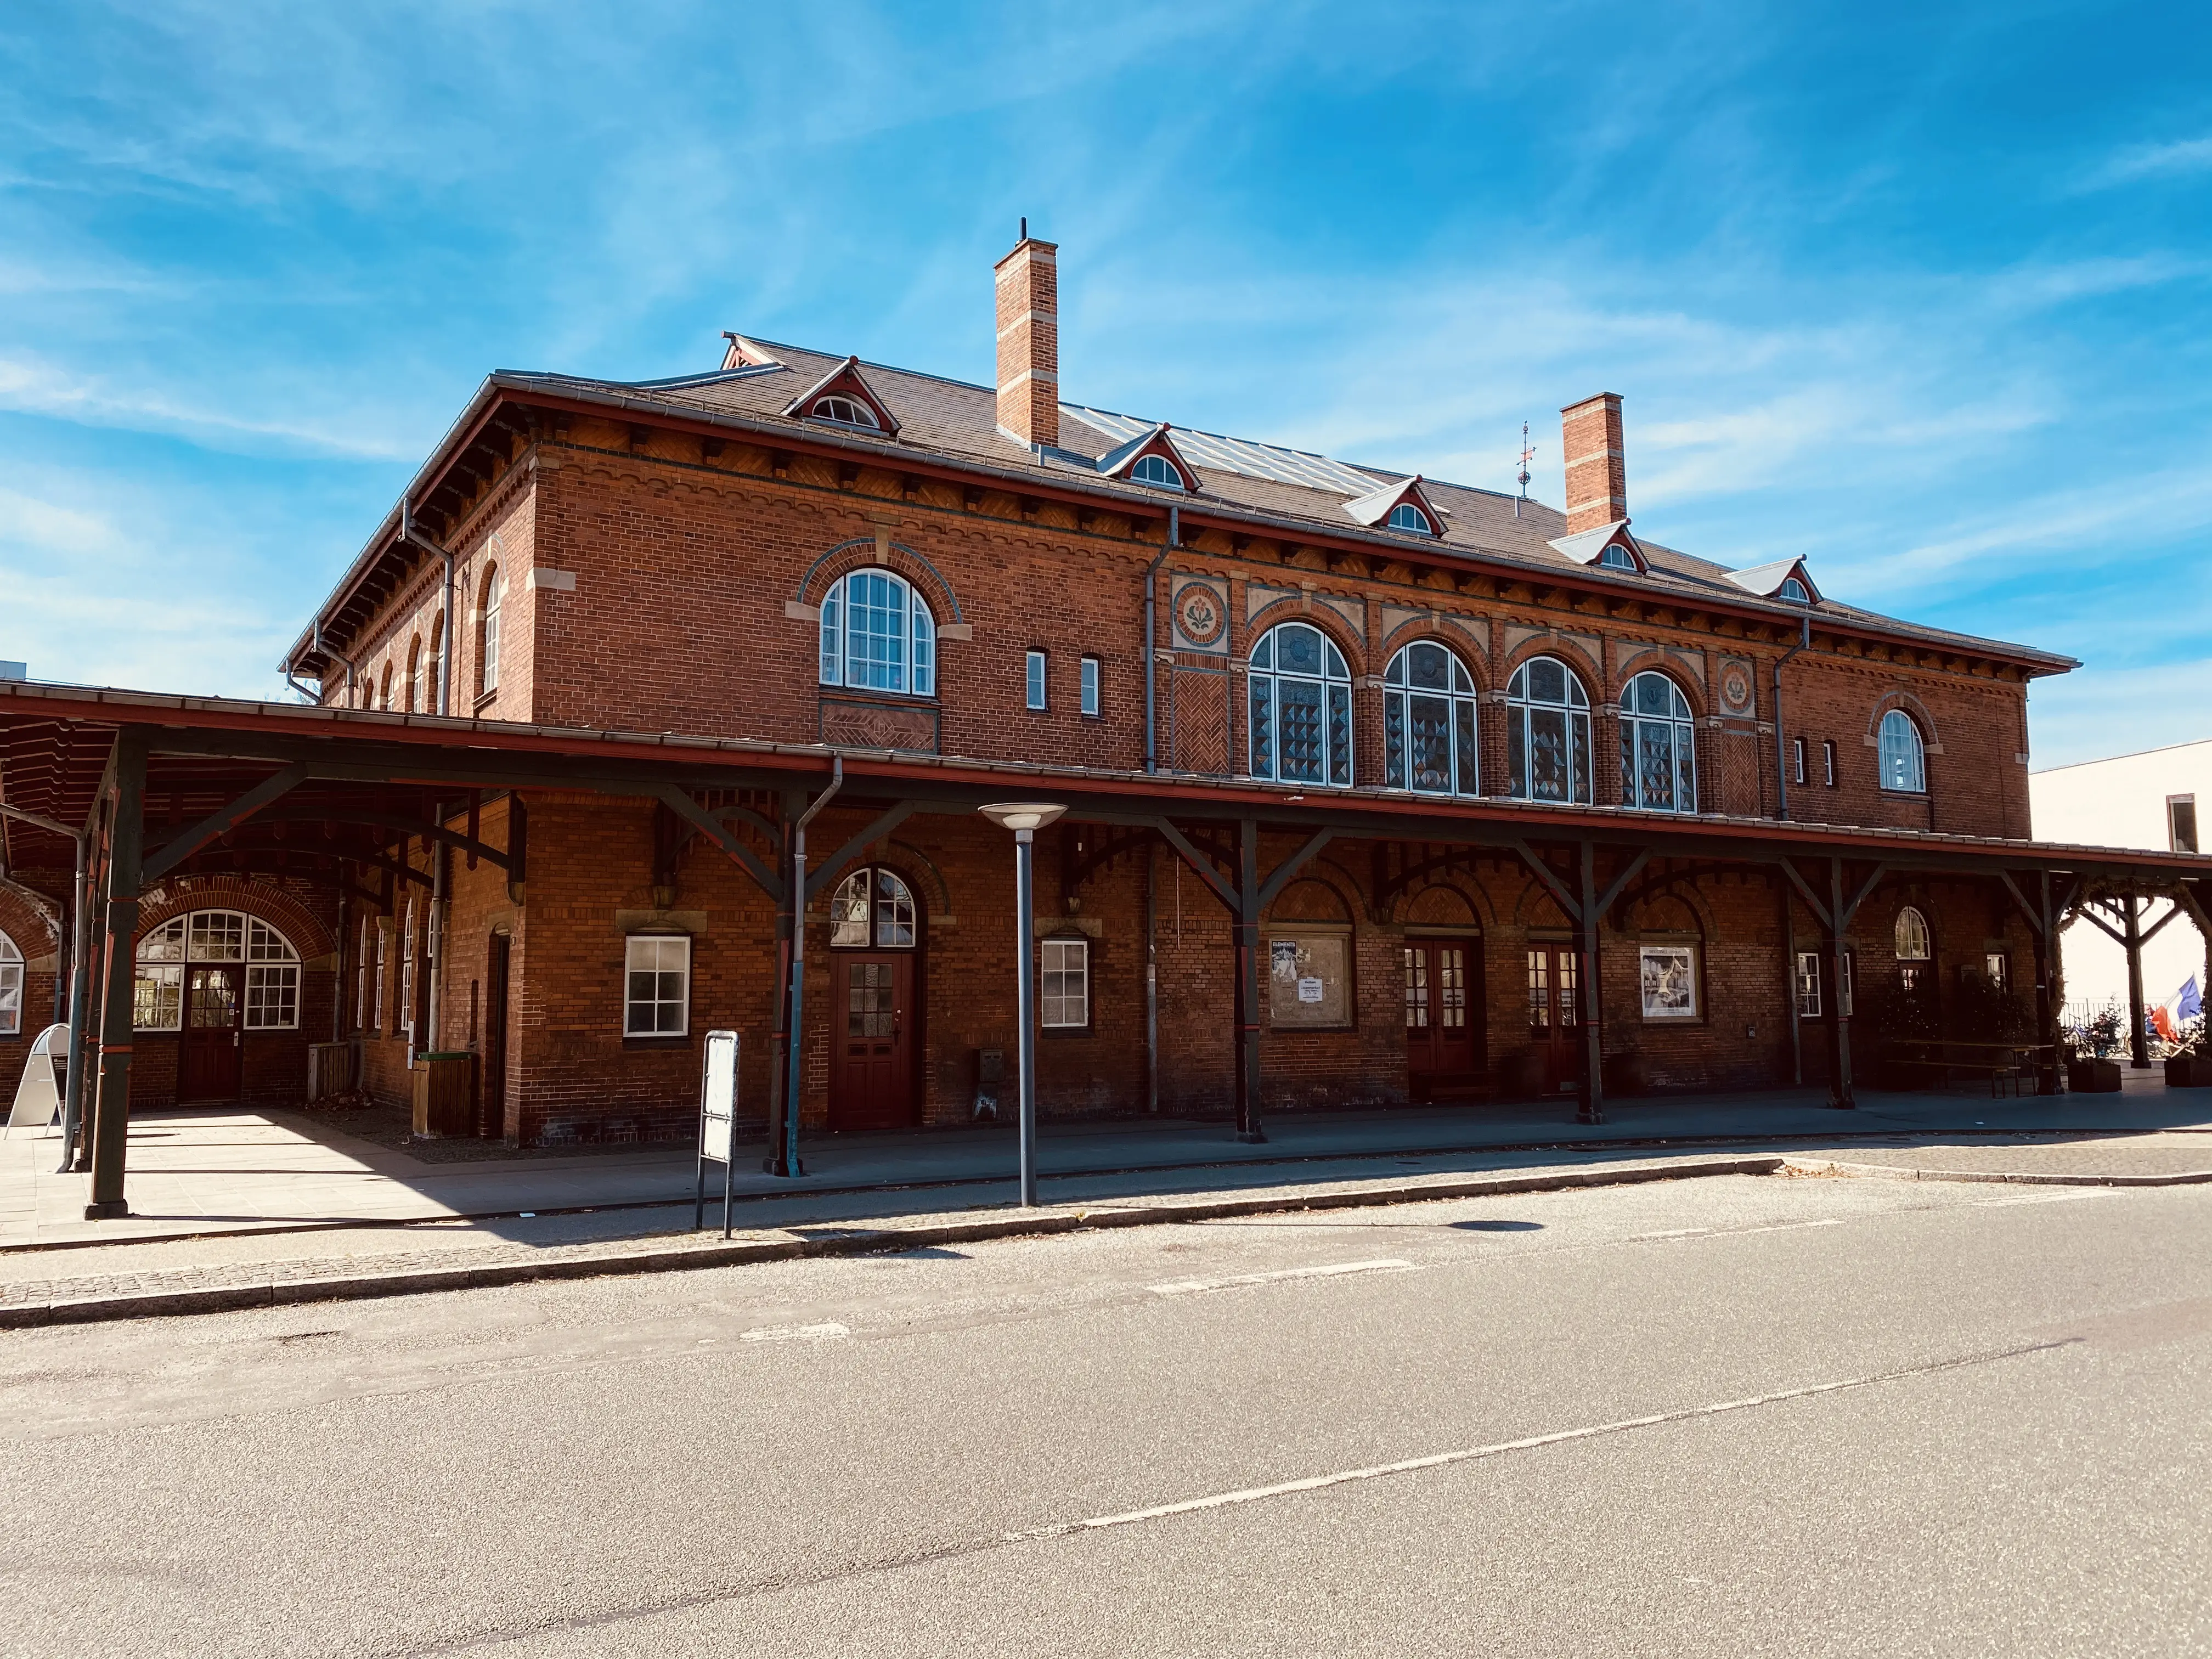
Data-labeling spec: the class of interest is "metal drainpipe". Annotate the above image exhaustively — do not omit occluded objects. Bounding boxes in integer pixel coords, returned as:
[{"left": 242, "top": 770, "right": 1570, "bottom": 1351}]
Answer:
[
  {"left": 1143, "top": 508, "right": 1178, "bottom": 774},
  {"left": 780, "top": 757, "right": 844, "bottom": 1177},
  {"left": 1772, "top": 613, "right": 1812, "bottom": 821},
  {"left": 400, "top": 501, "right": 458, "bottom": 716},
  {"left": 312, "top": 620, "right": 360, "bottom": 708}
]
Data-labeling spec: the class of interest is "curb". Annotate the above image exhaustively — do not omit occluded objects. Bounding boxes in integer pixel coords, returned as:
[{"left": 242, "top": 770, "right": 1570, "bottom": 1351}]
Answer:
[
  {"left": 1, "top": 1155, "right": 1782, "bottom": 1330},
  {"left": 1783, "top": 1158, "right": 2212, "bottom": 1188}
]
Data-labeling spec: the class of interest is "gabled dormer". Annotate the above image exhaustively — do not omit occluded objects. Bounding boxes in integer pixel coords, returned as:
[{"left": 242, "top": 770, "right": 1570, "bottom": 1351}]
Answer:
[
  {"left": 1548, "top": 518, "right": 1647, "bottom": 574},
  {"left": 720, "top": 332, "right": 785, "bottom": 371},
  {"left": 782, "top": 356, "right": 901, "bottom": 437},
  {"left": 1726, "top": 557, "right": 1820, "bottom": 606},
  {"left": 1097, "top": 422, "right": 1198, "bottom": 493},
  {"left": 1343, "top": 475, "right": 1445, "bottom": 538}
]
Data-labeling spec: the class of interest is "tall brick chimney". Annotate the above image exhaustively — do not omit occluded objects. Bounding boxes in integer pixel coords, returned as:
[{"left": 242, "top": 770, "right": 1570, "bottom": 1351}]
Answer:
[
  {"left": 1561, "top": 392, "right": 1627, "bottom": 534},
  {"left": 995, "top": 227, "right": 1059, "bottom": 450}
]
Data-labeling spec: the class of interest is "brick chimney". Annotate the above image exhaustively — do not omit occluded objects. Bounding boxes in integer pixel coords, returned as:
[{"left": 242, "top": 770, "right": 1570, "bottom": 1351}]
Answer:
[
  {"left": 995, "top": 228, "right": 1059, "bottom": 450},
  {"left": 1561, "top": 392, "right": 1627, "bottom": 534}
]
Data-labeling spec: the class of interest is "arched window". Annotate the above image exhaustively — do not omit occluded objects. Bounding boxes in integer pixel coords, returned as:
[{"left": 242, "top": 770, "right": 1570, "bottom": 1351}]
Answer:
[
  {"left": 1131, "top": 454, "right": 1185, "bottom": 489},
  {"left": 479, "top": 566, "right": 503, "bottom": 697},
  {"left": 426, "top": 615, "right": 444, "bottom": 715},
  {"left": 812, "top": 394, "right": 880, "bottom": 430},
  {"left": 405, "top": 636, "right": 421, "bottom": 713},
  {"left": 1778, "top": 577, "right": 1810, "bottom": 604},
  {"left": 377, "top": 663, "right": 393, "bottom": 712},
  {"left": 1599, "top": 544, "right": 1637, "bottom": 571},
  {"left": 1878, "top": 709, "right": 1925, "bottom": 793},
  {"left": 1387, "top": 503, "right": 1432, "bottom": 534},
  {"left": 0, "top": 930, "right": 21, "bottom": 1036},
  {"left": 133, "top": 911, "right": 300, "bottom": 1032},
  {"left": 1505, "top": 656, "right": 1592, "bottom": 803},
  {"left": 1894, "top": 907, "right": 1931, "bottom": 961},
  {"left": 1250, "top": 622, "right": 1353, "bottom": 787},
  {"left": 1618, "top": 672, "right": 1697, "bottom": 813},
  {"left": 1384, "top": 641, "right": 1479, "bottom": 795},
  {"left": 828, "top": 866, "right": 918, "bottom": 949},
  {"left": 819, "top": 569, "right": 936, "bottom": 697}
]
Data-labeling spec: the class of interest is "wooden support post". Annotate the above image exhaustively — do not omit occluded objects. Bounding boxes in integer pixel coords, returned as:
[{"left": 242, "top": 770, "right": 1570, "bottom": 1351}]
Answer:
[
  {"left": 763, "top": 791, "right": 800, "bottom": 1177},
  {"left": 2033, "top": 871, "right": 2059, "bottom": 1094},
  {"left": 86, "top": 731, "right": 147, "bottom": 1218},
  {"left": 2124, "top": 889, "right": 2149, "bottom": 1069},
  {"left": 1576, "top": 839, "right": 1605, "bottom": 1125},
  {"left": 1826, "top": 856, "right": 1855, "bottom": 1109},
  {"left": 1233, "top": 817, "right": 1264, "bottom": 1143}
]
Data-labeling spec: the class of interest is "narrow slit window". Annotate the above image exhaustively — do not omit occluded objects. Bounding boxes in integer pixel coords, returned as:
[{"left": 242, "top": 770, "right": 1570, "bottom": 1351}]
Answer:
[
  {"left": 1080, "top": 656, "right": 1100, "bottom": 718},
  {"left": 1823, "top": 740, "right": 1837, "bottom": 787},
  {"left": 1792, "top": 736, "right": 1806, "bottom": 786},
  {"left": 1026, "top": 650, "right": 1047, "bottom": 711},
  {"left": 2170, "top": 796, "right": 2198, "bottom": 854}
]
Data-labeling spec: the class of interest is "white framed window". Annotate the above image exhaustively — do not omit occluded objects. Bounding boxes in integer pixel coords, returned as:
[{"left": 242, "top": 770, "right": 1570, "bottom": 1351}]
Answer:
[
  {"left": 405, "top": 636, "right": 422, "bottom": 713},
  {"left": 1984, "top": 951, "right": 2010, "bottom": 992},
  {"left": 1618, "top": 672, "right": 1697, "bottom": 812},
  {"left": 1795, "top": 950, "right": 1821, "bottom": 1019},
  {"left": 1894, "top": 907, "right": 1932, "bottom": 962},
  {"left": 812, "top": 394, "right": 880, "bottom": 430},
  {"left": 1250, "top": 622, "right": 1353, "bottom": 787},
  {"left": 819, "top": 569, "right": 935, "bottom": 697},
  {"left": 399, "top": 898, "right": 417, "bottom": 1040},
  {"left": 1878, "top": 709, "right": 1926, "bottom": 793},
  {"left": 2170, "top": 795, "right": 2199, "bottom": 854},
  {"left": 1130, "top": 453, "right": 1184, "bottom": 489},
  {"left": 378, "top": 663, "right": 393, "bottom": 711},
  {"left": 1506, "top": 656, "right": 1592, "bottom": 804},
  {"left": 1598, "top": 543, "right": 1637, "bottom": 571},
  {"left": 1080, "top": 656, "right": 1100, "bottom": 718},
  {"left": 1823, "top": 740, "right": 1837, "bottom": 787},
  {"left": 0, "top": 931, "right": 21, "bottom": 1037},
  {"left": 1384, "top": 640, "right": 1479, "bottom": 796},
  {"left": 1779, "top": 577, "right": 1810, "bottom": 604},
  {"left": 828, "top": 867, "right": 918, "bottom": 950},
  {"left": 1026, "top": 649, "right": 1047, "bottom": 710},
  {"left": 1387, "top": 502, "right": 1432, "bottom": 534},
  {"left": 426, "top": 616, "right": 444, "bottom": 716},
  {"left": 1639, "top": 943, "right": 1699, "bottom": 1020},
  {"left": 355, "top": 917, "right": 371, "bottom": 1031},
  {"left": 479, "top": 567, "right": 503, "bottom": 696},
  {"left": 1040, "top": 936, "right": 1090, "bottom": 1029},
  {"left": 624, "top": 934, "right": 692, "bottom": 1036},
  {"left": 133, "top": 910, "right": 300, "bottom": 1031},
  {"left": 374, "top": 921, "right": 389, "bottom": 1031},
  {"left": 1792, "top": 737, "right": 1806, "bottom": 786}
]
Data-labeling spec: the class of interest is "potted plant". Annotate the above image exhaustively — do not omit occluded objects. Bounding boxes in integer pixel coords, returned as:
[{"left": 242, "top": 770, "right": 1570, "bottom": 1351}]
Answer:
[
  {"left": 2164, "top": 1020, "right": 2211, "bottom": 1088},
  {"left": 2069, "top": 1005, "right": 2124, "bottom": 1093}
]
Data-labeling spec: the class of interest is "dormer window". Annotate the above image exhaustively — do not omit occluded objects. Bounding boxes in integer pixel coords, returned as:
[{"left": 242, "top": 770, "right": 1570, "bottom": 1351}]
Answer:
[
  {"left": 1387, "top": 503, "right": 1433, "bottom": 534},
  {"left": 812, "top": 394, "right": 881, "bottom": 430},
  {"left": 1131, "top": 454, "right": 1185, "bottom": 489},
  {"left": 1599, "top": 544, "right": 1637, "bottom": 571},
  {"left": 1778, "top": 577, "right": 1810, "bottom": 604}
]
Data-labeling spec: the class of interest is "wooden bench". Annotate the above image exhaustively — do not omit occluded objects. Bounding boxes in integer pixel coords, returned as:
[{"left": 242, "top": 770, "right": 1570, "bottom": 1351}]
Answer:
[{"left": 1881, "top": 1041, "right": 2031, "bottom": 1097}]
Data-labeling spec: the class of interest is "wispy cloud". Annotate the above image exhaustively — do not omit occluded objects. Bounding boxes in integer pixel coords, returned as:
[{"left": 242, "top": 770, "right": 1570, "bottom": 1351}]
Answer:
[{"left": 2081, "top": 134, "right": 2212, "bottom": 189}]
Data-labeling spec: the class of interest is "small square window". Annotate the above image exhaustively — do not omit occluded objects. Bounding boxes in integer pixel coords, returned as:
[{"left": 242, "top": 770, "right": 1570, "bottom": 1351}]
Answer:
[
  {"left": 1984, "top": 951, "right": 2010, "bottom": 993},
  {"left": 1040, "top": 936, "right": 1090, "bottom": 1029},
  {"left": 2170, "top": 796, "right": 2198, "bottom": 855},
  {"left": 1026, "top": 650, "right": 1047, "bottom": 711},
  {"left": 1080, "top": 656, "right": 1100, "bottom": 718},
  {"left": 625, "top": 934, "right": 692, "bottom": 1036}
]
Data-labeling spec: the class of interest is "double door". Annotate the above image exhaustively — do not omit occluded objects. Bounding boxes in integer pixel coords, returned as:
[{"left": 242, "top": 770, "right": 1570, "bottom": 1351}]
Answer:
[
  {"left": 1404, "top": 939, "right": 1483, "bottom": 1098},
  {"left": 1527, "top": 944, "right": 1583, "bottom": 1094},
  {"left": 179, "top": 964, "right": 243, "bottom": 1103},
  {"left": 828, "top": 955, "right": 917, "bottom": 1130}
]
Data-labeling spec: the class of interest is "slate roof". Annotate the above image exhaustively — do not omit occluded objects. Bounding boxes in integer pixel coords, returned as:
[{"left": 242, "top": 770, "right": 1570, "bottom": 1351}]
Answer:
[{"left": 482, "top": 332, "right": 2075, "bottom": 674}]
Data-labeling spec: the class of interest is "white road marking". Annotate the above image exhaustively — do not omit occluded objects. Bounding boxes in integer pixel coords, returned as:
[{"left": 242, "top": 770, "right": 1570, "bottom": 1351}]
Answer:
[
  {"left": 1009, "top": 1338, "right": 2078, "bottom": 1544},
  {"left": 1147, "top": 1259, "right": 1416, "bottom": 1297},
  {"left": 1632, "top": 1227, "right": 1711, "bottom": 1240},
  {"left": 736, "top": 1322, "right": 850, "bottom": 1342},
  {"left": 1975, "top": 1189, "right": 2116, "bottom": 1207},
  {"left": 1634, "top": 1219, "right": 1840, "bottom": 1243}
]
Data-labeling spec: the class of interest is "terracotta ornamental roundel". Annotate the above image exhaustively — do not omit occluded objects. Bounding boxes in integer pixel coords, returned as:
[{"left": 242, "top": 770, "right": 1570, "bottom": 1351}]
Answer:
[
  {"left": 1720, "top": 664, "right": 1754, "bottom": 715},
  {"left": 1175, "top": 583, "right": 1225, "bottom": 646}
]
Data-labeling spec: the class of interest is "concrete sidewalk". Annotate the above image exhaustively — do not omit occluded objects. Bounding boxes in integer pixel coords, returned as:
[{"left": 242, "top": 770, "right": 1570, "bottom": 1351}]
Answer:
[{"left": 5, "top": 1069, "right": 2208, "bottom": 1252}]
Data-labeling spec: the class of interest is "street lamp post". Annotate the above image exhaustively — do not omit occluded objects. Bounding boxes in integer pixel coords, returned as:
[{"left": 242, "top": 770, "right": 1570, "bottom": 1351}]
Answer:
[{"left": 977, "top": 802, "right": 1068, "bottom": 1206}]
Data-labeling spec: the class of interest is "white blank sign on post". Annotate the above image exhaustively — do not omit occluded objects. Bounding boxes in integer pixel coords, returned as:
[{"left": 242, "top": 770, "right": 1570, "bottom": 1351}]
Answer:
[{"left": 700, "top": 1030, "right": 737, "bottom": 1164}]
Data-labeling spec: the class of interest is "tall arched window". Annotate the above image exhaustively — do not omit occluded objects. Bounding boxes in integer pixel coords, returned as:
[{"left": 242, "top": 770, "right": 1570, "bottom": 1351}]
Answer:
[
  {"left": 378, "top": 663, "right": 393, "bottom": 712},
  {"left": 478, "top": 567, "right": 503, "bottom": 697},
  {"left": 828, "top": 866, "right": 918, "bottom": 949},
  {"left": 1250, "top": 622, "right": 1352, "bottom": 787},
  {"left": 1894, "top": 907, "right": 1931, "bottom": 961},
  {"left": 425, "top": 614, "right": 444, "bottom": 715},
  {"left": 133, "top": 911, "right": 300, "bottom": 1031},
  {"left": 0, "top": 930, "right": 21, "bottom": 1036},
  {"left": 1618, "top": 671, "right": 1697, "bottom": 813},
  {"left": 1878, "top": 709, "right": 1925, "bottom": 793},
  {"left": 819, "top": 570, "right": 936, "bottom": 697},
  {"left": 405, "top": 636, "right": 422, "bottom": 713},
  {"left": 1384, "top": 640, "right": 1479, "bottom": 795},
  {"left": 1505, "top": 656, "right": 1592, "bottom": 803}
]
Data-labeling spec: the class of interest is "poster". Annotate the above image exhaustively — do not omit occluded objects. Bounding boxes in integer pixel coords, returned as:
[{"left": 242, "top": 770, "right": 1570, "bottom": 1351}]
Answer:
[
  {"left": 1268, "top": 934, "right": 1350, "bottom": 1029},
  {"left": 1639, "top": 945, "right": 1698, "bottom": 1020}
]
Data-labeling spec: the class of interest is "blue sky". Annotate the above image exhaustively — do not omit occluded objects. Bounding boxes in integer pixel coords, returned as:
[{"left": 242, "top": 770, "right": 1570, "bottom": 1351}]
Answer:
[{"left": 2, "top": 1, "right": 2207, "bottom": 766}]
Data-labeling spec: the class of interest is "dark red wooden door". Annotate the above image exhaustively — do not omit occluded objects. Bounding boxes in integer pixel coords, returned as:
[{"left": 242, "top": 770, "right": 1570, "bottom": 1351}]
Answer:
[
  {"left": 179, "top": 964, "right": 243, "bottom": 1102},
  {"left": 1526, "top": 945, "right": 1581, "bottom": 1094},
  {"left": 830, "top": 955, "right": 916, "bottom": 1130},
  {"left": 1405, "top": 939, "right": 1482, "bottom": 1098}
]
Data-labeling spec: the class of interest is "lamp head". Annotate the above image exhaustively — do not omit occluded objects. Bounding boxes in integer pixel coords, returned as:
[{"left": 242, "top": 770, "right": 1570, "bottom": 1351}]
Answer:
[{"left": 977, "top": 802, "right": 1069, "bottom": 834}]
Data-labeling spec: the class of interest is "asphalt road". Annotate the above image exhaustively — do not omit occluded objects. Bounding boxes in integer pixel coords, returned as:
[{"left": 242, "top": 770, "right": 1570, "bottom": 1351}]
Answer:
[{"left": 3, "top": 1171, "right": 2206, "bottom": 1657}]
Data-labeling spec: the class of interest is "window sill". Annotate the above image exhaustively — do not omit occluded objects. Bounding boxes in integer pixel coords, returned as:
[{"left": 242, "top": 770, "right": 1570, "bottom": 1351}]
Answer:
[
  {"left": 820, "top": 684, "right": 938, "bottom": 706},
  {"left": 473, "top": 691, "right": 499, "bottom": 713}
]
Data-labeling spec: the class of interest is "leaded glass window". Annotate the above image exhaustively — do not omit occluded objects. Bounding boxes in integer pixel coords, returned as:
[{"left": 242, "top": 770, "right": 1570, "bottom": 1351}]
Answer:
[
  {"left": 828, "top": 866, "right": 919, "bottom": 950},
  {"left": 1384, "top": 641, "right": 1480, "bottom": 795},
  {"left": 819, "top": 570, "right": 936, "bottom": 697},
  {"left": 1249, "top": 623, "right": 1353, "bottom": 787},
  {"left": 1617, "top": 671, "right": 1697, "bottom": 813},
  {"left": 133, "top": 910, "right": 299, "bottom": 1031},
  {"left": 1505, "top": 656, "right": 1592, "bottom": 804}
]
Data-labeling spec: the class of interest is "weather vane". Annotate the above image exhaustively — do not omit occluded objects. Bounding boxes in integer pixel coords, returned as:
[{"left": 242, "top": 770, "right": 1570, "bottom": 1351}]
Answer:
[{"left": 1515, "top": 422, "right": 1536, "bottom": 516}]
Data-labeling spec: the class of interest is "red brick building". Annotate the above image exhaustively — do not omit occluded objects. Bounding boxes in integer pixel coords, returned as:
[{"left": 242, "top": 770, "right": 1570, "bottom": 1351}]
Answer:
[{"left": 5, "top": 233, "right": 2208, "bottom": 1214}]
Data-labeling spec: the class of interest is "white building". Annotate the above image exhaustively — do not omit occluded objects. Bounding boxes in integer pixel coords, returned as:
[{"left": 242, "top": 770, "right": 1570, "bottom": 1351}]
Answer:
[{"left": 2029, "top": 737, "right": 2210, "bottom": 1023}]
